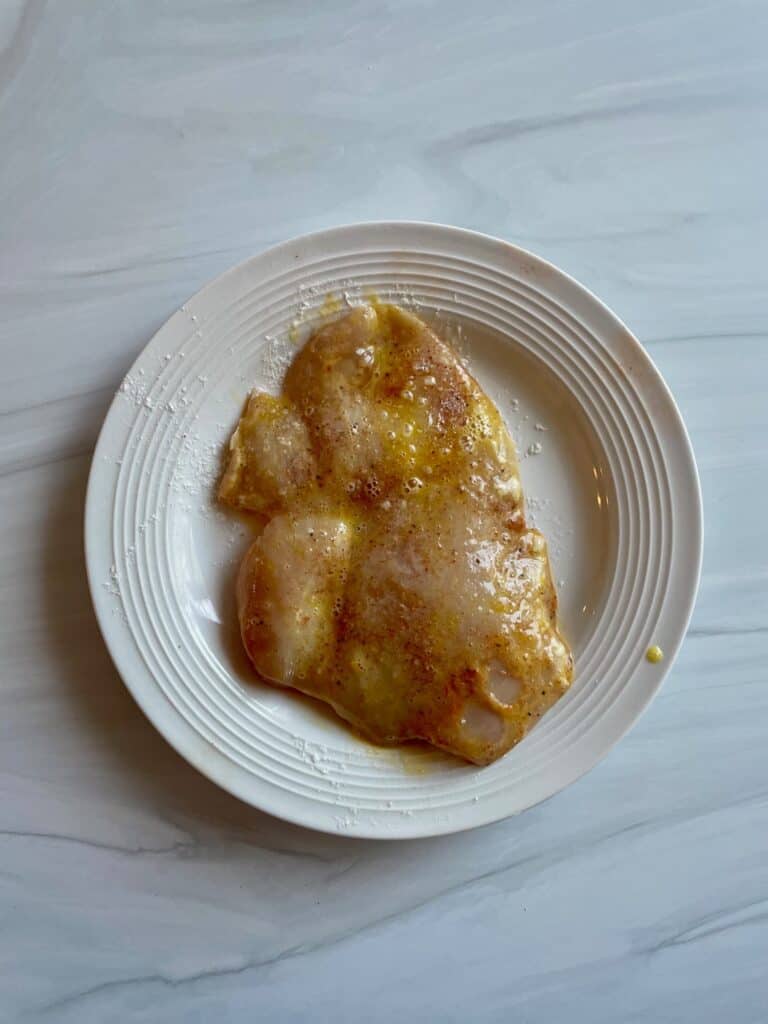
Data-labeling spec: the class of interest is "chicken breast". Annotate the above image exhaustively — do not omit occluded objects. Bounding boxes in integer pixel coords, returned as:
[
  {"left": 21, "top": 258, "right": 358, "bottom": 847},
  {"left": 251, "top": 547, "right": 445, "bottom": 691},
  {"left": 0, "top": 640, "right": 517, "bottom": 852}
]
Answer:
[{"left": 220, "top": 303, "right": 573, "bottom": 765}]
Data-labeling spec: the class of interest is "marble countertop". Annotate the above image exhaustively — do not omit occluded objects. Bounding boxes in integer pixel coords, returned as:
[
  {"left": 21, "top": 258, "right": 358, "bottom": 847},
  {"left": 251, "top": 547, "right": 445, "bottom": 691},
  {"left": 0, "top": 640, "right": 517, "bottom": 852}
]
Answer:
[{"left": 2, "top": 2, "right": 766, "bottom": 1020}]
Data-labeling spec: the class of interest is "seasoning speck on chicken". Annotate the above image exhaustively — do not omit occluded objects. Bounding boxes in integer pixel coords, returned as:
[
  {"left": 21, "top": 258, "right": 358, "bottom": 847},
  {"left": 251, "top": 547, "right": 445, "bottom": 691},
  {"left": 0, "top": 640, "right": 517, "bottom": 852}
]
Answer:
[{"left": 219, "top": 303, "right": 573, "bottom": 765}]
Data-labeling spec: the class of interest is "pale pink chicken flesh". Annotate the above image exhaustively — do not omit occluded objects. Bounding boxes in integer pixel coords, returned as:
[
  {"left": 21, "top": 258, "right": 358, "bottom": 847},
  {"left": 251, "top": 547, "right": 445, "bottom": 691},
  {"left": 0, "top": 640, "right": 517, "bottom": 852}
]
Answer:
[{"left": 220, "top": 304, "right": 573, "bottom": 764}]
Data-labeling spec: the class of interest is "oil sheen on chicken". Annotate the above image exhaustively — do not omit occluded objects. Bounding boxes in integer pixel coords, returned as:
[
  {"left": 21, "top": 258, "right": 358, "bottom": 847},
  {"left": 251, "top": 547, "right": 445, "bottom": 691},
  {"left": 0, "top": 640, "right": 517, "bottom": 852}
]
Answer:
[{"left": 219, "top": 304, "right": 573, "bottom": 765}]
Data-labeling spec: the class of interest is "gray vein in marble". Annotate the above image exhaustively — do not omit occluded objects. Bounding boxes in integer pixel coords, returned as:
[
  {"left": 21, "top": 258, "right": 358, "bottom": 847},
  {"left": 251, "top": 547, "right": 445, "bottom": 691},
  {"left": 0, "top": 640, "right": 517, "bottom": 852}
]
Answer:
[
  {"left": 58, "top": 244, "right": 248, "bottom": 281},
  {"left": 33, "top": 794, "right": 768, "bottom": 1016},
  {"left": 643, "top": 331, "right": 767, "bottom": 345},
  {"left": 35, "top": 849, "right": 594, "bottom": 1016},
  {"left": 0, "top": 384, "right": 115, "bottom": 422},
  {"left": 0, "top": 827, "right": 195, "bottom": 858},
  {"left": 652, "top": 898, "right": 768, "bottom": 953},
  {"left": 688, "top": 625, "right": 768, "bottom": 638},
  {"left": 428, "top": 92, "right": 753, "bottom": 157},
  {"left": 0, "top": 444, "right": 98, "bottom": 481}
]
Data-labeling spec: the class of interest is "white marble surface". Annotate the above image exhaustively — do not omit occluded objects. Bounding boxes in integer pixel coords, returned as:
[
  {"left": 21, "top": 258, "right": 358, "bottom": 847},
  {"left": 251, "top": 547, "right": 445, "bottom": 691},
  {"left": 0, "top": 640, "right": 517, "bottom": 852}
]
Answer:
[{"left": 1, "top": 1, "right": 766, "bottom": 1020}]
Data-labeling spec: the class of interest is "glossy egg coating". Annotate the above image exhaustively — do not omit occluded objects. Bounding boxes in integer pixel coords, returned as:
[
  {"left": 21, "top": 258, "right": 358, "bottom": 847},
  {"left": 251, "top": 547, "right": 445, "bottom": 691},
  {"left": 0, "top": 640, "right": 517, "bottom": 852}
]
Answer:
[{"left": 220, "top": 304, "right": 573, "bottom": 764}]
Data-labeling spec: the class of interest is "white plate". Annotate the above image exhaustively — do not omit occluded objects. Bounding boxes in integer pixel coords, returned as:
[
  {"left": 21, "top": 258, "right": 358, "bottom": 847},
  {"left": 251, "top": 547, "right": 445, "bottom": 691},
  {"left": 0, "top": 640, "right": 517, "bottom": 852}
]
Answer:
[{"left": 85, "top": 222, "right": 702, "bottom": 838}]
